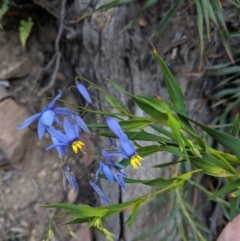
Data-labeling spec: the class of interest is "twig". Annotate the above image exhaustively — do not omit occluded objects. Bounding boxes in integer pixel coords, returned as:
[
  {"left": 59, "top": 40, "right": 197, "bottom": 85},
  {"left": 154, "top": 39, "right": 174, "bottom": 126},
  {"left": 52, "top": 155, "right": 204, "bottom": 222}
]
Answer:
[
  {"left": 163, "top": 37, "right": 189, "bottom": 54},
  {"left": 37, "top": 0, "right": 67, "bottom": 97},
  {"left": 31, "top": 179, "right": 64, "bottom": 241}
]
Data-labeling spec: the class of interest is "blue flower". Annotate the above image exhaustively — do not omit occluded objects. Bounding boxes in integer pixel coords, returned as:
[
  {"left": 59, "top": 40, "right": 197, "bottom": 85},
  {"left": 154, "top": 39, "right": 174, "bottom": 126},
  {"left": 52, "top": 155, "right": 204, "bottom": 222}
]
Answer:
[
  {"left": 17, "top": 90, "right": 74, "bottom": 140},
  {"left": 76, "top": 81, "right": 92, "bottom": 105},
  {"left": 51, "top": 135, "right": 67, "bottom": 157},
  {"left": 73, "top": 114, "right": 90, "bottom": 134},
  {"left": 62, "top": 164, "right": 79, "bottom": 193},
  {"left": 111, "top": 167, "right": 127, "bottom": 191},
  {"left": 99, "top": 147, "right": 125, "bottom": 169},
  {"left": 106, "top": 116, "right": 128, "bottom": 141},
  {"left": 46, "top": 117, "right": 84, "bottom": 154},
  {"left": 90, "top": 181, "right": 109, "bottom": 204},
  {"left": 94, "top": 161, "right": 127, "bottom": 190},
  {"left": 109, "top": 138, "right": 144, "bottom": 169},
  {"left": 90, "top": 159, "right": 127, "bottom": 204}
]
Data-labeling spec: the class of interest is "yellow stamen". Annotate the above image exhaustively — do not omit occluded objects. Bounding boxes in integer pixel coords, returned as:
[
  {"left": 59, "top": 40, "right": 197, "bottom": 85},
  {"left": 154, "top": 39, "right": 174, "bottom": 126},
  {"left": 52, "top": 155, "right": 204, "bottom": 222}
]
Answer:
[
  {"left": 130, "top": 154, "right": 144, "bottom": 169},
  {"left": 72, "top": 140, "right": 85, "bottom": 154}
]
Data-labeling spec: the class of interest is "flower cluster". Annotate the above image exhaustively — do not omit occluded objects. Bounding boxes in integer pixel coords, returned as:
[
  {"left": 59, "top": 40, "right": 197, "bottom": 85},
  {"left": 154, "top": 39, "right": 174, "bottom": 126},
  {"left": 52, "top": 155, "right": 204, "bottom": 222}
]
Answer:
[
  {"left": 90, "top": 116, "right": 143, "bottom": 203},
  {"left": 17, "top": 82, "right": 143, "bottom": 204}
]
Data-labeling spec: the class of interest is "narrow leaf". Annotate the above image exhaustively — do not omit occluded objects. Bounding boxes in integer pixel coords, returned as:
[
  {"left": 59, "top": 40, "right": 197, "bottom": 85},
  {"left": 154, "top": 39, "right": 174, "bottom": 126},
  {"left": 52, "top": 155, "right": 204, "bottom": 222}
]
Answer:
[
  {"left": 19, "top": 17, "right": 34, "bottom": 47},
  {"left": 156, "top": 0, "right": 184, "bottom": 33},
  {"left": 152, "top": 47, "right": 185, "bottom": 113},
  {"left": 232, "top": 114, "right": 240, "bottom": 137},
  {"left": 211, "top": 179, "right": 240, "bottom": 199},
  {"left": 230, "top": 197, "right": 238, "bottom": 220}
]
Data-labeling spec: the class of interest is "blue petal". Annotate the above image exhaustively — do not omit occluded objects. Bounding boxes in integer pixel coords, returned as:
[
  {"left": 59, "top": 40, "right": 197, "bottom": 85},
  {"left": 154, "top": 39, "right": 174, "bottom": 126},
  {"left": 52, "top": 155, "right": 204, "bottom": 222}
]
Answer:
[
  {"left": 62, "top": 165, "right": 78, "bottom": 193},
  {"left": 111, "top": 167, "right": 127, "bottom": 191},
  {"left": 114, "top": 162, "right": 125, "bottom": 169},
  {"left": 38, "top": 119, "right": 46, "bottom": 140},
  {"left": 119, "top": 139, "right": 135, "bottom": 158},
  {"left": 51, "top": 136, "right": 66, "bottom": 157},
  {"left": 94, "top": 166, "right": 102, "bottom": 183},
  {"left": 106, "top": 116, "right": 128, "bottom": 141},
  {"left": 40, "top": 109, "right": 55, "bottom": 126},
  {"left": 45, "top": 142, "right": 68, "bottom": 151},
  {"left": 17, "top": 112, "right": 41, "bottom": 129},
  {"left": 90, "top": 181, "right": 109, "bottom": 204},
  {"left": 63, "top": 172, "right": 67, "bottom": 191},
  {"left": 100, "top": 162, "right": 114, "bottom": 182},
  {"left": 63, "top": 117, "right": 78, "bottom": 140},
  {"left": 47, "top": 127, "right": 69, "bottom": 144},
  {"left": 48, "top": 90, "right": 62, "bottom": 108},
  {"left": 99, "top": 147, "right": 115, "bottom": 166},
  {"left": 76, "top": 81, "right": 92, "bottom": 103},
  {"left": 54, "top": 107, "right": 75, "bottom": 115},
  {"left": 74, "top": 115, "right": 90, "bottom": 133}
]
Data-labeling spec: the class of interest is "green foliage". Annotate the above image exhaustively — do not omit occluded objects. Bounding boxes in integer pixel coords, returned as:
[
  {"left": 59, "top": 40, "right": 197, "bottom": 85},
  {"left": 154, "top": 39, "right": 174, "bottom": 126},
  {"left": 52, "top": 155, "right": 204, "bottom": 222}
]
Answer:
[
  {"left": 42, "top": 49, "right": 240, "bottom": 240},
  {"left": 19, "top": 17, "right": 34, "bottom": 47},
  {"left": 0, "top": 0, "right": 12, "bottom": 29}
]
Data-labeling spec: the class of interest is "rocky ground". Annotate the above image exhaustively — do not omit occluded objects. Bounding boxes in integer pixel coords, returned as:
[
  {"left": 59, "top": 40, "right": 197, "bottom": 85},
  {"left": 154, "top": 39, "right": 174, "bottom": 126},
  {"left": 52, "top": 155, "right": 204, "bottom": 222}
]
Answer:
[{"left": 0, "top": 94, "right": 96, "bottom": 240}]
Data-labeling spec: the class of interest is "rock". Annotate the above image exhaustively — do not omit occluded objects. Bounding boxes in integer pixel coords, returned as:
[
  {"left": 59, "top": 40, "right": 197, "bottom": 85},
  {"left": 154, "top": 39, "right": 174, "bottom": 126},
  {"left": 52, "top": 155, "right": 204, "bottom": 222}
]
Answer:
[
  {"left": 69, "top": 224, "right": 92, "bottom": 241},
  {"left": 0, "top": 31, "right": 44, "bottom": 80},
  {"left": 0, "top": 32, "right": 31, "bottom": 79},
  {"left": 37, "top": 170, "right": 47, "bottom": 177},
  {"left": 0, "top": 86, "right": 10, "bottom": 101},
  {"left": 67, "top": 189, "right": 79, "bottom": 203},
  {"left": 0, "top": 98, "right": 31, "bottom": 163}
]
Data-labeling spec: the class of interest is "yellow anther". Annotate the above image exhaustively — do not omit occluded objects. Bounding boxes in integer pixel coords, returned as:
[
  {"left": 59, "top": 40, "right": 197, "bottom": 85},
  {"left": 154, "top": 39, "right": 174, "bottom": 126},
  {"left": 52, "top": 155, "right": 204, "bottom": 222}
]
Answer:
[
  {"left": 72, "top": 140, "right": 85, "bottom": 154},
  {"left": 130, "top": 154, "right": 144, "bottom": 169}
]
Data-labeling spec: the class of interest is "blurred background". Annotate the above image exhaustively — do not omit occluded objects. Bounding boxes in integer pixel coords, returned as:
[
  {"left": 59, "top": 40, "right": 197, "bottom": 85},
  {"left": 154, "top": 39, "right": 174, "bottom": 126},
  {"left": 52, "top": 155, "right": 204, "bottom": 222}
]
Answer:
[{"left": 0, "top": 0, "right": 240, "bottom": 240}]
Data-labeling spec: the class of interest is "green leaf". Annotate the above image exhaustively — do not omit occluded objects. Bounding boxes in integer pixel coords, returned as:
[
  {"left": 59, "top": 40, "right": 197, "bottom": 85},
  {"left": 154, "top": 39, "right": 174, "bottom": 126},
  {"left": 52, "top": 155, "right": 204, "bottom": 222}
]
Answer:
[
  {"left": 133, "top": 95, "right": 170, "bottom": 113},
  {"left": 168, "top": 113, "right": 185, "bottom": 152},
  {"left": 65, "top": 214, "right": 90, "bottom": 224},
  {"left": 198, "top": 124, "right": 240, "bottom": 157},
  {"left": 40, "top": 203, "right": 108, "bottom": 217},
  {"left": 156, "top": 0, "right": 184, "bottom": 33},
  {"left": 230, "top": 197, "right": 238, "bottom": 220},
  {"left": 105, "top": 94, "right": 128, "bottom": 114},
  {"left": 19, "top": 17, "right": 34, "bottom": 47},
  {"left": 101, "top": 130, "right": 175, "bottom": 144},
  {"left": 168, "top": 103, "right": 240, "bottom": 157},
  {"left": 211, "top": 0, "right": 228, "bottom": 34},
  {"left": 135, "top": 0, "right": 157, "bottom": 16},
  {"left": 150, "top": 124, "right": 175, "bottom": 140},
  {"left": 152, "top": 47, "right": 185, "bottom": 113},
  {"left": 154, "top": 160, "right": 185, "bottom": 168},
  {"left": 201, "top": 0, "right": 210, "bottom": 40},
  {"left": 232, "top": 114, "right": 240, "bottom": 137},
  {"left": 159, "top": 146, "right": 187, "bottom": 157},
  {"left": 211, "top": 179, "right": 240, "bottom": 199},
  {"left": 107, "top": 78, "right": 132, "bottom": 96},
  {"left": 0, "top": 0, "right": 9, "bottom": 30},
  {"left": 190, "top": 154, "right": 236, "bottom": 177},
  {"left": 133, "top": 97, "right": 168, "bottom": 125},
  {"left": 96, "top": 0, "right": 133, "bottom": 11},
  {"left": 124, "top": 176, "right": 173, "bottom": 187},
  {"left": 119, "top": 119, "right": 152, "bottom": 131},
  {"left": 125, "top": 202, "right": 141, "bottom": 230},
  {"left": 205, "top": 0, "right": 219, "bottom": 27},
  {"left": 196, "top": 0, "right": 204, "bottom": 70},
  {"left": 208, "top": 66, "right": 240, "bottom": 76},
  {"left": 69, "top": 231, "right": 80, "bottom": 240}
]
